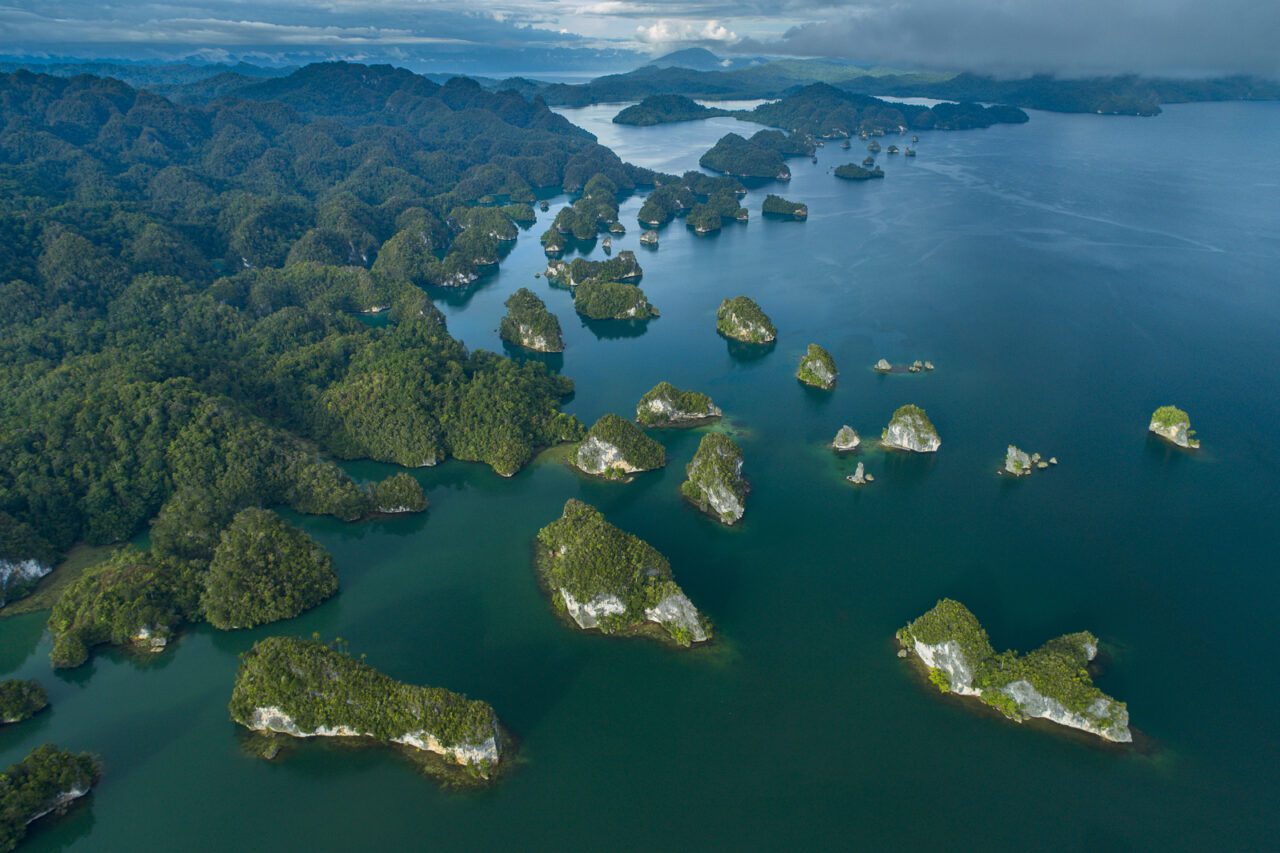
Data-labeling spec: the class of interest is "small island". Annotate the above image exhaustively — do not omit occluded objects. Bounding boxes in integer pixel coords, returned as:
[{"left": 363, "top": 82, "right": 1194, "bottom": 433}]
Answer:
[
  {"left": 882, "top": 404, "right": 941, "bottom": 452},
  {"left": 636, "top": 382, "right": 721, "bottom": 427},
  {"left": 370, "top": 473, "right": 430, "bottom": 514},
  {"left": 1002, "top": 445, "right": 1056, "bottom": 476},
  {"left": 681, "top": 433, "right": 749, "bottom": 525},
  {"left": 761, "top": 194, "right": 808, "bottom": 219},
  {"left": 614, "top": 94, "right": 734, "bottom": 126},
  {"left": 573, "top": 414, "right": 666, "bottom": 478},
  {"left": 796, "top": 343, "right": 838, "bottom": 389},
  {"left": 897, "top": 599, "right": 1132, "bottom": 743},
  {"left": 201, "top": 508, "right": 338, "bottom": 631},
  {"left": 535, "top": 500, "right": 710, "bottom": 646},
  {"left": 229, "top": 637, "right": 503, "bottom": 772},
  {"left": 639, "top": 229, "right": 659, "bottom": 246},
  {"left": 499, "top": 288, "right": 564, "bottom": 353},
  {"left": 0, "top": 744, "right": 101, "bottom": 849},
  {"left": 546, "top": 251, "right": 644, "bottom": 288},
  {"left": 573, "top": 279, "right": 658, "bottom": 321},
  {"left": 832, "top": 425, "right": 861, "bottom": 452},
  {"left": 686, "top": 189, "right": 748, "bottom": 234},
  {"left": 1149, "top": 405, "right": 1200, "bottom": 449},
  {"left": 699, "top": 132, "right": 791, "bottom": 181},
  {"left": 835, "top": 163, "right": 885, "bottom": 180},
  {"left": 717, "top": 296, "right": 777, "bottom": 343},
  {"left": 0, "top": 680, "right": 48, "bottom": 725}
]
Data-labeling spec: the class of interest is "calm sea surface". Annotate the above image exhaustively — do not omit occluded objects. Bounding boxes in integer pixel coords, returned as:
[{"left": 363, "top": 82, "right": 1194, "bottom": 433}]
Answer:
[{"left": 3, "top": 101, "right": 1278, "bottom": 850}]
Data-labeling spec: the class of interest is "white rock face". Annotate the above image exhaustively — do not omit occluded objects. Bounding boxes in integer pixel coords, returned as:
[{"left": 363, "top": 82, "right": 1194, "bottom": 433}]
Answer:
[
  {"left": 26, "top": 787, "right": 90, "bottom": 826},
  {"left": 640, "top": 230, "right": 659, "bottom": 245},
  {"left": 1004, "top": 445, "right": 1032, "bottom": 476},
  {"left": 882, "top": 411, "right": 941, "bottom": 453},
  {"left": 832, "top": 426, "right": 861, "bottom": 451},
  {"left": 0, "top": 558, "right": 52, "bottom": 607},
  {"left": 574, "top": 437, "right": 642, "bottom": 476},
  {"left": 131, "top": 625, "right": 168, "bottom": 652},
  {"left": 874, "top": 358, "right": 892, "bottom": 371},
  {"left": 515, "top": 324, "right": 553, "bottom": 352},
  {"left": 721, "top": 312, "right": 775, "bottom": 343},
  {"left": 560, "top": 589, "right": 627, "bottom": 629},
  {"left": 640, "top": 395, "right": 719, "bottom": 425},
  {"left": 1149, "top": 418, "right": 1197, "bottom": 448},
  {"left": 799, "top": 355, "right": 835, "bottom": 389},
  {"left": 644, "top": 592, "right": 708, "bottom": 643},
  {"left": 247, "top": 706, "right": 500, "bottom": 765},
  {"left": 848, "top": 462, "right": 869, "bottom": 485},
  {"left": 912, "top": 638, "right": 1130, "bottom": 742},
  {"left": 702, "top": 481, "right": 745, "bottom": 524},
  {"left": 913, "top": 640, "right": 980, "bottom": 695},
  {"left": 442, "top": 270, "right": 479, "bottom": 287},
  {"left": 999, "top": 680, "right": 1132, "bottom": 743}
]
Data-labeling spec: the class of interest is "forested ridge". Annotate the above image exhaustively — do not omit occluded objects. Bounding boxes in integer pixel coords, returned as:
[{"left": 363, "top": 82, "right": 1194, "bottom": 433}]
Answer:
[{"left": 0, "top": 63, "right": 658, "bottom": 628}]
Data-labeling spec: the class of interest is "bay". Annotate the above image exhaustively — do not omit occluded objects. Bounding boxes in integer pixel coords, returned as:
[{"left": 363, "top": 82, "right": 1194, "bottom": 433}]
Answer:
[{"left": 3, "top": 101, "right": 1278, "bottom": 851}]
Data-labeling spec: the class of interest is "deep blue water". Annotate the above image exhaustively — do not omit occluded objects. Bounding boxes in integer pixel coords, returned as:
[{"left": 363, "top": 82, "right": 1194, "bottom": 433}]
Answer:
[{"left": 2, "top": 101, "right": 1278, "bottom": 850}]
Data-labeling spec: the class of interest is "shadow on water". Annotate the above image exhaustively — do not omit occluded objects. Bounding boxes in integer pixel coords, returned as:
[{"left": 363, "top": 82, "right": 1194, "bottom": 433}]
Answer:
[
  {"left": 723, "top": 337, "right": 777, "bottom": 362},
  {"left": 579, "top": 317, "right": 652, "bottom": 340},
  {"left": 797, "top": 382, "right": 837, "bottom": 409},
  {"left": 22, "top": 792, "right": 96, "bottom": 851},
  {"left": 500, "top": 341, "right": 565, "bottom": 373},
  {"left": 0, "top": 612, "right": 45, "bottom": 674}
]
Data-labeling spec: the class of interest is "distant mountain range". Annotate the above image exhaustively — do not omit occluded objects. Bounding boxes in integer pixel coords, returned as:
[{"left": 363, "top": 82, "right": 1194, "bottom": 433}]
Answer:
[{"left": 2, "top": 51, "right": 1276, "bottom": 117}]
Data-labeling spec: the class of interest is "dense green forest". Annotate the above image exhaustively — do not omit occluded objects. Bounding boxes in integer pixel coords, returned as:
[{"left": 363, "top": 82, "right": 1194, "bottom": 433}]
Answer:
[
  {"left": 0, "top": 64, "right": 676, "bottom": 627},
  {"left": 0, "top": 745, "right": 100, "bottom": 852},
  {"left": 699, "top": 132, "right": 792, "bottom": 180}
]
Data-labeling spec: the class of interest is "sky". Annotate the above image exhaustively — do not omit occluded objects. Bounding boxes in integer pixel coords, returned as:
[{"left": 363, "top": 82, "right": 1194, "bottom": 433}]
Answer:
[{"left": 2, "top": 0, "right": 1277, "bottom": 78}]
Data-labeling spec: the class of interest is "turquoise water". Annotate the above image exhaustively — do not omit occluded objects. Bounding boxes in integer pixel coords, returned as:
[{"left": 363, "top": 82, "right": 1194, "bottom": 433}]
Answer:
[{"left": 3, "top": 102, "right": 1279, "bottom": 850}]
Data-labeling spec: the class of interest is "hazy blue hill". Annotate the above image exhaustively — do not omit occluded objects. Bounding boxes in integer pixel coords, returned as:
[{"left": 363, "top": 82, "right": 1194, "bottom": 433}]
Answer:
[{"left": 645, "top": 48, "right": 731, "bottom": 72}]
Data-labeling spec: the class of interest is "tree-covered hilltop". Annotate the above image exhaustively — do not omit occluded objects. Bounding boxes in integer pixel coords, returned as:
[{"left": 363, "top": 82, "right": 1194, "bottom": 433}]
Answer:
[
  {"left": 636, "top": 382, "right": 721, "bottom": 427},
  {"left": 370, "top": 474, "right": 429, "bottom": 514},
  {"left": 201, "top": 509, "right": 337, "bottom": 631},
  {"left": 717, "top": 296, "right": 777, "bottom": 343},
  {"left": 834, "top": 163, "right": 885, "bottom": 180},
  {"left": 547, "top": 251, "right": 644, "bottom": 288},
  {"left": 681, "top": 433, "right": 749, "bottom": 525},
  {"left": 796, "top": 344, "right": 838, "bottom": 389},
  {"left": 574, "top": 414, "right": 666, "bottom": 478},
  {"left": 637, "top": 172, "right": 744, "bottom": 227},
  {"left": 229, "top": 637, "right": 502, "bottom": 769},
  {"left": 573, "top": 280, "right": 659, "bottom": 321},
  {"left": 898, "top": 599, "right": 1132, "bottom": 742},
  {"left": 749, "top": 84, "right": 1027, "bottom": 137},
  {"left": 762, "top": 195, "right": 808, "bottom": 219},
  {"left": 48, "top": 548, "right": 204, "bottom": 669},
  {"left": 0, "top": 681, "right": 48, "bottom": 725},
  {"left": 700, "top": 133, "right": 791, "bottom": 180},
  {"left": 0, "top": 745, "right": 101, "bottom": 852},
  {"left": 687, "top": 189, "right": 749, "bottom": 234},
  {"left": 1149, "top": 405, "right": 1200, "bottom": 449},
  {"left": 499, "top": 288, "right": 565, "bottom": 353},
  {"left": 542, "top": 174, "right": 624, "bottom": 245},
  {"left": 535, "top": 500, "right": 710, "bottom": 646},
  {"left": 613, "top": 94, "right": 735, "bottom": 126}
]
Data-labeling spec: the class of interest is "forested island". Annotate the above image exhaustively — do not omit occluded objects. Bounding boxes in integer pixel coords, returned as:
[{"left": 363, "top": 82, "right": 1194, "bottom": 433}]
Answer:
[
  {"left": 797, "top": 344, "right": 838, "bottom": 389},
  {"left": 681, "top": 434, "right": 749, "bottom": 525},
  {"left": 613, "top": 94, "right": 734, "bottom": 126},
  {"left": 835, "top": 163, "right": 885, "bottom": 181},
  {"left": 230, "top": 637, "right": 503, "bottom": 772},
  {"left": 762, "top": 195, "right": 808, "bottom": 219},
  {"left": 0, "top": 745, "right": 101, "bottom": 852},
  {"left": 636, "top": 382, "right": 721, "bottom": 427},
  {"left": 573, "top": 415, "right": 666, "bottom": 478},
  {"left": 699, "top": 133, "right": 792, "bottom": 180},
  {"left": 535, "top": 500, "right": 710, "bottom": 646},
  {"left": 717, "top": 297, "right": 777, "bottom": 343},
  {"left": 898, "top": 600, "right": 1131, "bottom": 742},
  {"left": 500, "top": 289, "right": 565, "bottom": 353}
]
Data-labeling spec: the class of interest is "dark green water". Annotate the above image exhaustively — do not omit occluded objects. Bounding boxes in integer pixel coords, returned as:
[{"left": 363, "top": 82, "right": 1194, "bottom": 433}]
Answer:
[{"left": 4, "top": 102, "right": 1279, "bottom": 850}]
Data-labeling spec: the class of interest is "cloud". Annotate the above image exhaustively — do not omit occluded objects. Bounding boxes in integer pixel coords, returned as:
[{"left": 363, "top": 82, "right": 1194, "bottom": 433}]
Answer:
[
  {"left": 635, "top": 18, "right": 738, "bottom": 47},
  {"left": 730, "top": 0, "right": 1280, "bottom": 78}
]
